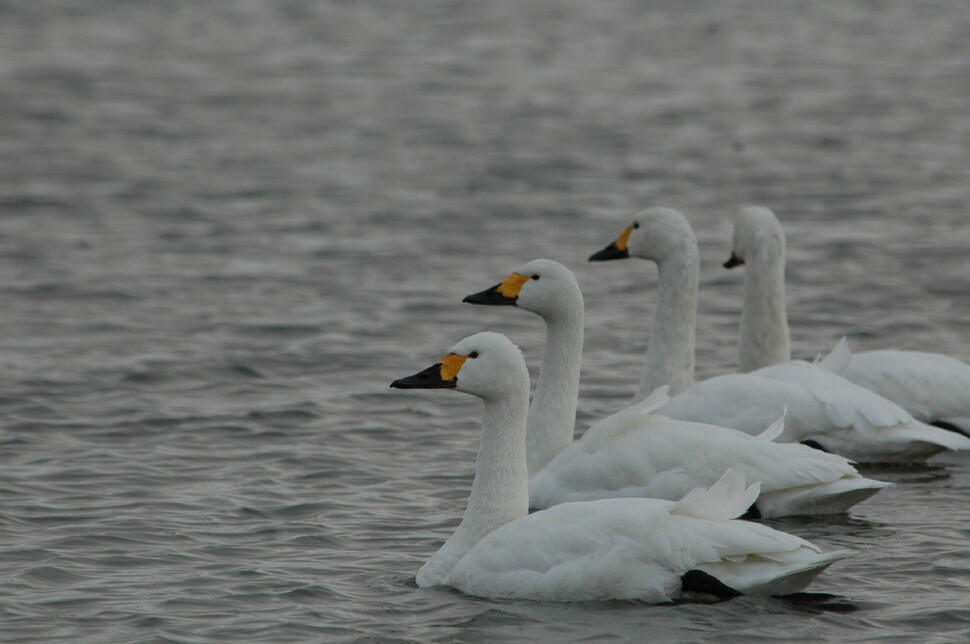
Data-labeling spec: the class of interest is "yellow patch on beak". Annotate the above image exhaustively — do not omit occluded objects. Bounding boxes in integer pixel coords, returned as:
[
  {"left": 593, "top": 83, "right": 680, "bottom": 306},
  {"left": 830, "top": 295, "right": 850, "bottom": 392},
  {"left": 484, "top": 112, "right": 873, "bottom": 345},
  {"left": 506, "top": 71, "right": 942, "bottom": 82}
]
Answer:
[
  {"left": 615, "top": 226, "right": 635, "bottom": 251},
  {"left": 439, "top": 353, "right": 469, "bottom": 382},
  {"left": 496, "top": 273, "right": 530, "bottom": 298}
]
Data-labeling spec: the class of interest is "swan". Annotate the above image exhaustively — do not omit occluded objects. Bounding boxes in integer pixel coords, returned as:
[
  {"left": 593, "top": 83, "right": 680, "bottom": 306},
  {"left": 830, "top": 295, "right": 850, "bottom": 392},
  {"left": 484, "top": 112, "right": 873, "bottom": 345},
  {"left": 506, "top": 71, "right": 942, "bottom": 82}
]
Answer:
[
  {"left": 590, "top": 207, "right": 970, "bottom": 462},
  {"left": 463, "top": 258, "right": 889, "bottom": 516},
  {"left": 390, "top": 331, "right": 853, "bottom": 602},
  {"left": 725, "top": 205, "right": 970, "bottom": 436}
]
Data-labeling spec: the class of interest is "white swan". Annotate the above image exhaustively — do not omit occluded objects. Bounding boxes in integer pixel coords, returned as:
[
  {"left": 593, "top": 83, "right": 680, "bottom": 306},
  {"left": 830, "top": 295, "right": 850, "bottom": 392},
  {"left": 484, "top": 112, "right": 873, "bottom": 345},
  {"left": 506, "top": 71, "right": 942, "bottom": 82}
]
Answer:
[
  {"left": 463, "top": 258, "right": 889, "bottom": 517},
  {"left": 391, "top": 331, "right": 852, "bottom": 602},
  {"left": 590, "top": 207, "right": 970, "bottom": 462},
  {"left": 726, "top": 205, "right": 970, "bottom": 436}
]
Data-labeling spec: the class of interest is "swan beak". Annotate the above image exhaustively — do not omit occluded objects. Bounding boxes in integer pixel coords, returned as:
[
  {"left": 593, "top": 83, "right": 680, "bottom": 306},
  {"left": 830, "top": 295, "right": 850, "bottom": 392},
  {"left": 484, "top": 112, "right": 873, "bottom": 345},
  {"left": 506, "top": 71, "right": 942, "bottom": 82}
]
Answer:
[
  {"left": 589, "top": 241, "right": 629, "bottom": 261},
  {"left": 464, "top": 273, "right": 530, "bottom": 305},
  {"left": 390, "top": 362, "right": 458, "bottom": 389},
  {"left": 464, "top": 283, "right": 517, "bottom": 305},
  {"left": 723, "top": 252, "right": 745, "bottom": 269}
]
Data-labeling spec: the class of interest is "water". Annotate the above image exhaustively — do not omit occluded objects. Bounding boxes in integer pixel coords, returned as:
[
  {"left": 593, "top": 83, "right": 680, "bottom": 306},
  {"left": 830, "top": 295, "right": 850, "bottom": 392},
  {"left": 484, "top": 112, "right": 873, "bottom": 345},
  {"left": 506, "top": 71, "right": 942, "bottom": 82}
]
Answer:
[{"left": 1, "top": 1, "right": 969, "bottom": 641}]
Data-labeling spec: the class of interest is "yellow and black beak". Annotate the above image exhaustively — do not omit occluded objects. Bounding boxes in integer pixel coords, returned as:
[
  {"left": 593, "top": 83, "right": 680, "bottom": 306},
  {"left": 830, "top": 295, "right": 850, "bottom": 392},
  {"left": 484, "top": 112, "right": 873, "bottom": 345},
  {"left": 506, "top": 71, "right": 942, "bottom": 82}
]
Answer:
[
  {"left": 589, "top": 226, "right": 634, "bottom": 262},
  {"left": 463, "top": 273, "right": 529, "bottom": 306},
  {"left": 463, "top": 283, "right": 515, "bottom": 306},
  {"left": 390, "top": 354, "right": 467, "bottom": 389},
  {"left": 723, "top": 252, "right": 745, "bottom": 269}
]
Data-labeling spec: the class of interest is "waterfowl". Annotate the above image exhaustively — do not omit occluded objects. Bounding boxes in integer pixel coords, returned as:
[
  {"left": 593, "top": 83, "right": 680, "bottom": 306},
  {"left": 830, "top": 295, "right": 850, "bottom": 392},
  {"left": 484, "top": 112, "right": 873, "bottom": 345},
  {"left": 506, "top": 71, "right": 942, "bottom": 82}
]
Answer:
[
  {"left": 726, "top": 205, "right": 970, "bottom": 437},
  {"left": 590, "top": 207, "right": 970, "bottom": 462},
  {"left": 391, "top": 331, "right": 852, "bottom": 601},
  {"left": 464, "top": 258, "right": 888, "bottom": 516}
]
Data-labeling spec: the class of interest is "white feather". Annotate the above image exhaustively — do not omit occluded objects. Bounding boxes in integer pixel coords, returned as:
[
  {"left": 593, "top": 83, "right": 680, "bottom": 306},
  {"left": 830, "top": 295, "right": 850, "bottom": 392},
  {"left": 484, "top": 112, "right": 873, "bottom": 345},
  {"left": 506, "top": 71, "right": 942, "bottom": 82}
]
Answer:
[
  {"left": 472, "top": 258, "right": 888, "bottom": 517},
  {"left": 399, "top": 333, "right": 851, "bottom": 602},
  {"left": 730, "top": 206, "right": 970, "bottom": 436},
  {"left": 599, "top": 207, "right": 970, "bottom": 463}
]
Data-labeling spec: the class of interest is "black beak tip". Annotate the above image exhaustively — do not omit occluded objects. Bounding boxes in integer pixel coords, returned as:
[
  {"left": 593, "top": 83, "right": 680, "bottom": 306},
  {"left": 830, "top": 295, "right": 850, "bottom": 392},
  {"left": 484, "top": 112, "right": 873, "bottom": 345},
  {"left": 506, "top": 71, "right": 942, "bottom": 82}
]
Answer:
[
  {"left": 723, "top": 253, "right": 744, "bottom": 269},
  {"left": 589, "top": 243, "right": 629, "bottom": 262},
  {"left": 462, "top": 285, "right": 516, "bottom": 306},
  {"left": 390, "top": 363, "right": 457, "bottom": 389}
]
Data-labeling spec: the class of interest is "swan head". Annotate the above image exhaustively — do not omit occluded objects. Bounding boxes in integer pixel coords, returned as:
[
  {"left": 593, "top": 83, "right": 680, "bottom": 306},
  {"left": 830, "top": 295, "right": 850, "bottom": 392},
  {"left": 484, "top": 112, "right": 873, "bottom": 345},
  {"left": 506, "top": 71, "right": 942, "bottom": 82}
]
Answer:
[
  {"left": 463, "top": 258, "right": 581, "bottom": 319},
  {"left": 725, "top": 206, "right": 785, "bottom": 269},
  {"left": 589, "top": 207, "right": 695, "bottom": 265},
  {"left": 390, "top": 331, "right": 528, "bottom": 400}
]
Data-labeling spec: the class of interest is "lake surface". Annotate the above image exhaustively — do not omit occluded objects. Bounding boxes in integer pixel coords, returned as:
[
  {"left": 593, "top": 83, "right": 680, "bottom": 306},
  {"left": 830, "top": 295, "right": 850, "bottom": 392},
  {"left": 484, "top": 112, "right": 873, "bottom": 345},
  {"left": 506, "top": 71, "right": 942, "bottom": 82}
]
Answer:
[{"left": 1, "top": 1, "right": 969, "bottom": 642}]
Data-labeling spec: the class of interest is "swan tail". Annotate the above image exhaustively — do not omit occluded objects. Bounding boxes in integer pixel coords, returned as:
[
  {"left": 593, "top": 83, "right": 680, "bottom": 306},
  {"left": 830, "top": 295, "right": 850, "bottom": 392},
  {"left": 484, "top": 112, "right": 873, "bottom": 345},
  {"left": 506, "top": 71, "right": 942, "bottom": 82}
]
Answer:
[
  {"left": 699, "top": 549, "right": 855, "bottom": 597},
  {"left": 672, "top": 468, "right": 761, "bottom": 521},
  {"left": 680, "top": 569, "right": 742, "bottom": 599},
  {"left": 886, "top": 422, "right": 970, "bottom": 453},
  {"left": 808, "top": 420, "right": 970, "bottom": 462},
  {"left": 755, "top": 477, "right": 892, "bottom": 518},
  {"left": 933, "top": 417, "right": 970, "bottom": 438},
  {"left": 815, "top": 337, "right": 852, "bottom": 375}
]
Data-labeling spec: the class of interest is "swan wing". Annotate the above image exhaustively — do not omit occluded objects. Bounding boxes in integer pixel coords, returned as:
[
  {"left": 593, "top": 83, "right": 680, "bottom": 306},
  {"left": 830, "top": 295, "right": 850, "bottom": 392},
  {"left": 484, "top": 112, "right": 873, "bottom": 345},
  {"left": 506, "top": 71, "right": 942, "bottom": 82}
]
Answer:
[
  {"left": 529, "top": 417, "right": 872, "bottom": 515},
  {"left": 844, "top": 350, "right": 970, "bottom": 425},
  {"left": 755, "top": 361, "right": 914, "bottom": 435},
  {"left": 447, "top": 490, "right": 846, "bottom": 601},
  {"left": 672, "top": 468, "right": 758, "bottom": 520},
  {"left": 662, "top": 364, "right": 970, "bottom": 461},
  {"left": 659, "top": 373, "right": 818, "bottom": 442}
]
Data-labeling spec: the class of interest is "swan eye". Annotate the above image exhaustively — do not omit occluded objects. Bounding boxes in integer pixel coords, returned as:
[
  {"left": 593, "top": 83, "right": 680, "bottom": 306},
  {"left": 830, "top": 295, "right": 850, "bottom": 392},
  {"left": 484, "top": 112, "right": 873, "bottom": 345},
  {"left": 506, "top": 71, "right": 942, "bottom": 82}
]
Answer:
[
  {"left": 633, "top": 222, "right": 640, "bottom": 229},
  {"left": 469, "top": 351, "right": 479, "bottom": 359},
  {"left": 531, "top": 274, "right": 540, "bottom": 280}
]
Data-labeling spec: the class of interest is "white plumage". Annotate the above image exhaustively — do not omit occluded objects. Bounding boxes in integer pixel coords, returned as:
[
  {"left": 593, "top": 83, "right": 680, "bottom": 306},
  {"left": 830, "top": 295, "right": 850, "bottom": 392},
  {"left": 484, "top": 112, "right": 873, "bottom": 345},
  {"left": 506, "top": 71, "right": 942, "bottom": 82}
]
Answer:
[
  {"left": 392, "top": 332, "right": 852, "bottom": 602},
  {"left": 449, "top": 481, "right": 850, "bottom": 602},
  {"left": 466, "top": 258, "right": 889, "bottom": 516},
  {"left": 591, "top": 207, "right": 970, "bottom": 462},
  {"left": 727, "top": 205, "right": 970, "bottom": 436}
]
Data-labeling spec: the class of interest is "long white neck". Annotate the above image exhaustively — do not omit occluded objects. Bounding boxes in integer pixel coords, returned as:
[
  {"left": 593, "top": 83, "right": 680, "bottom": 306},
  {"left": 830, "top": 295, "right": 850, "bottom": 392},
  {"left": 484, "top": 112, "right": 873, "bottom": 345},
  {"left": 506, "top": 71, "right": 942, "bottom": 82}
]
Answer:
[
  {"left": 526, "top": 296, "right": 584, "bottom": 476},
  {"left": 634, "top": 239, "right": 698, "bottom": 401},
  {"left": 415, "top": 390, "right": 530, "bottom": 587},
  {"left": 738, "top": 246, "right": 791, "bottom": 372}
]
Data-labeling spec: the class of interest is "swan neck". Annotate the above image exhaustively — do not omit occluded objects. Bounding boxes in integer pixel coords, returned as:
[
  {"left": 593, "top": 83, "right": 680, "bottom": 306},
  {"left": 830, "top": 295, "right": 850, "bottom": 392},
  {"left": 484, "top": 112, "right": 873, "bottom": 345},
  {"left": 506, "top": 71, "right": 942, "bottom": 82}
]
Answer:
[
  {"left": 419, "top": 389, "right": 530, "bottom": 585},
  {"left": 635, "top": 243, "right": 697, "bottom": 401},
  {"left": 526, "top": 297, "right": 584, "bottom": 475},
  {"left": 738, "top": 249, "right": 790, "bottom": 372}
]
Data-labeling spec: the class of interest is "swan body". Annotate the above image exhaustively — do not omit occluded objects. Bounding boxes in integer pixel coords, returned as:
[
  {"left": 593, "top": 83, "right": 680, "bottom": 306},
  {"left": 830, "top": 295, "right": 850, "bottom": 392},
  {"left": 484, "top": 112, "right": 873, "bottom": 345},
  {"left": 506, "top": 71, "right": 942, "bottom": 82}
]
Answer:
[
  {"left": 530, "top": 394, "right": 890, "bottom": 516},
  {"left": 391, "top": 332, "right": 852, "bottom": 601},
  {"left": 448, "top": 480, "right": 850, "bottom": 602},
  {"left": 661, "top": 360, "right": 970, "bottom": 461},
  {"left": 591, "top": 207, "right": 970, "bottom": 462},
  {"left": 466, "top": 258, "right": 888, "bottom": 516},
  {"left": 727, "top": 205, "right": 970, "bottom": 435},
  {"left": 842, "top": 350, "right": 970, "bottom": 433}
]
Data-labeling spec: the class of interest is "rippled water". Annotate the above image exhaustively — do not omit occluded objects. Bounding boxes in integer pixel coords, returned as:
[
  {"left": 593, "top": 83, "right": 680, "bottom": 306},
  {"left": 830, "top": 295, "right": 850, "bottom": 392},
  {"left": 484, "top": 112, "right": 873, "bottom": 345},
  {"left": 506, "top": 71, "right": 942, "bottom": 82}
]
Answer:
[{"left": 1, "top": 1, "right": 970, "bottom": 642}]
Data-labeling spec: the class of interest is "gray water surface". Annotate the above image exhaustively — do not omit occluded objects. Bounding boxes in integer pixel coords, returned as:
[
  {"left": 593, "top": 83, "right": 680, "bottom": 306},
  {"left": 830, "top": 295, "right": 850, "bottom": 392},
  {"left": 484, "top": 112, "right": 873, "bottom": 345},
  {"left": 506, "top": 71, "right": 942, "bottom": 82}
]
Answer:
[{"left": 2, "top": 1, "right": 970, "bottom": 642}]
